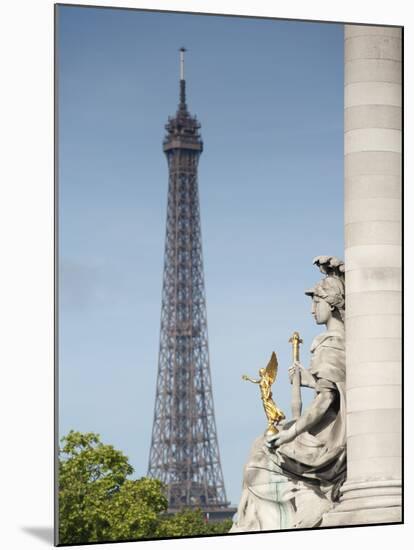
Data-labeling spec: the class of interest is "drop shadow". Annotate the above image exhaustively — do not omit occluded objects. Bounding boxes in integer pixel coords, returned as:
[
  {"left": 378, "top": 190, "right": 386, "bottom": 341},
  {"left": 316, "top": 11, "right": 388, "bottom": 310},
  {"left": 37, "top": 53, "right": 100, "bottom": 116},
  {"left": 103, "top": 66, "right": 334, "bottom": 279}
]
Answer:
[{"left": 21, "top": 526, "right": 54, "bottom": 544}]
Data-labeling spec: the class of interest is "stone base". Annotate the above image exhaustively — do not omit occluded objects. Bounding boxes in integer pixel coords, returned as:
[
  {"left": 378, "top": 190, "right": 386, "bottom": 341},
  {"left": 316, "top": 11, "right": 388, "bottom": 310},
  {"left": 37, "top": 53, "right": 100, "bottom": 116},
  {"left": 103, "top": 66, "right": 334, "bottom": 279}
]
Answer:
[
  {"left": 321, "top": 479, "right": 402, "bottom": 527},
  {"left": 322, "top": 505, "right": 401, "bottom": 527}
]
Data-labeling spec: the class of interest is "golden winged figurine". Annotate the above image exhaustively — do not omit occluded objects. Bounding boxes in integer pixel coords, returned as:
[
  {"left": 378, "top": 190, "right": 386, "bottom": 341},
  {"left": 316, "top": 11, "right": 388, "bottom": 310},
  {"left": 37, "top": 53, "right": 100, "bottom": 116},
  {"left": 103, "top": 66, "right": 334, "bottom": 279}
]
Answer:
[{"left": 242, "top": 352, "right": 285, "bottom": 435}]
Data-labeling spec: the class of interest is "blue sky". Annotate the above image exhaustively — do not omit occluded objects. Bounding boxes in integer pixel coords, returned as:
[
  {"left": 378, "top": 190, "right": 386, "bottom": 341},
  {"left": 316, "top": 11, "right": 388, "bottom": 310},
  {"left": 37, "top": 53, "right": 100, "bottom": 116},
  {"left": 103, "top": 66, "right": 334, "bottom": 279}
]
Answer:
[{"left": 58, "top": 5, "right": 344, "bottom": 506}]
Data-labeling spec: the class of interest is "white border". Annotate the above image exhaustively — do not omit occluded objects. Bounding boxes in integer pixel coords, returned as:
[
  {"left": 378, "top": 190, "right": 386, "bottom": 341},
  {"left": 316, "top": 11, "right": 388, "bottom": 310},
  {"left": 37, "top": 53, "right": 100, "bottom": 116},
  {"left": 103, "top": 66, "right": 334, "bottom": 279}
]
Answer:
[{"left": 0, "top": 1, "right": 411, "bottom": 549}]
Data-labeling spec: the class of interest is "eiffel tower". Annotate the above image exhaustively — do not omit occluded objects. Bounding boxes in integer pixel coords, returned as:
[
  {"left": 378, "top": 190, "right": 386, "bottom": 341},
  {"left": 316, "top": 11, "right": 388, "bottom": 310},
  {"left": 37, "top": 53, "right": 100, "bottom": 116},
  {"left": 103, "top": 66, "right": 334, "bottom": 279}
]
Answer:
[{"left": 147, "top": 49, "right": 232, "bottom": 517}]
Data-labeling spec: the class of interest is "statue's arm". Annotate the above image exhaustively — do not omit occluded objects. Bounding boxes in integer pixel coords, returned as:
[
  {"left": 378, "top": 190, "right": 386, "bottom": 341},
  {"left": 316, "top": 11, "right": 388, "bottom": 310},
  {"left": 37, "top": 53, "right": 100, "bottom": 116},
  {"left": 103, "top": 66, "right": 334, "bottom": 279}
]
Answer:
[
  {"left": 266, "top": 388, "right": 335, "bottom": 448},
  {"left": 294, "top": 389, "right": 335, "bottom": 435},
  {"left": 288, "top": 362, "right": 316, "bottom": 389},
  {"left": 242, "top": 375, "right": 259, "bottom": 384},
  {"left": 299, "top": 368, "right": 316, "bottom": 389}
]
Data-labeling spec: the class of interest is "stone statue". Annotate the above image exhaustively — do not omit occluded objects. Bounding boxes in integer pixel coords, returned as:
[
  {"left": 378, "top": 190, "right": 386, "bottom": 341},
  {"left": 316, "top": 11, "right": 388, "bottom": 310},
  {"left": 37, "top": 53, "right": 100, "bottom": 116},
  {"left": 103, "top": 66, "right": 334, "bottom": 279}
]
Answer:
[
  {"left": 242, "top": 352, "right": 285, "bottom": 436},
  {"left": 230, "top": 256, "right": 346, "bottom": 532}
]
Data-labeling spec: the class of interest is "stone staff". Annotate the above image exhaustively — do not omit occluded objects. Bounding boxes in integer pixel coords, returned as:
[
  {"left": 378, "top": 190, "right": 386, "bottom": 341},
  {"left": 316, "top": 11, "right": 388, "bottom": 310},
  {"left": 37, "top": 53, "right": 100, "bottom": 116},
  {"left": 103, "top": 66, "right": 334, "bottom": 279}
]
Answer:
[{"left": 289, "top": 331, "right": 303, "bottom": 419}]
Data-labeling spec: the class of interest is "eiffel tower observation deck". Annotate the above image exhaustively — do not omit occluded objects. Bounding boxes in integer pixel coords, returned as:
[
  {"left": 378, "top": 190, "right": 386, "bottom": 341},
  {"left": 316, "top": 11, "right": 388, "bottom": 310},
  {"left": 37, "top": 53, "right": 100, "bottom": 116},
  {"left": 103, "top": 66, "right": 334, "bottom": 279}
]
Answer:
[{"left": 147, "top": 49, "right": 233, "bottom": 519}]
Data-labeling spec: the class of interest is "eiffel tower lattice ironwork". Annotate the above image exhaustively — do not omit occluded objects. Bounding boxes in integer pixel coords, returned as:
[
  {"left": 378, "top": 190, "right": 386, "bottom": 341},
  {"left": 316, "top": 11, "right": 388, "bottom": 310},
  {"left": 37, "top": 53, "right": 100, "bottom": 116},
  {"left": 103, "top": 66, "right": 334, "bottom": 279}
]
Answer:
[{"left": 147, "top": 49, "right": 229, "bottom": 513}]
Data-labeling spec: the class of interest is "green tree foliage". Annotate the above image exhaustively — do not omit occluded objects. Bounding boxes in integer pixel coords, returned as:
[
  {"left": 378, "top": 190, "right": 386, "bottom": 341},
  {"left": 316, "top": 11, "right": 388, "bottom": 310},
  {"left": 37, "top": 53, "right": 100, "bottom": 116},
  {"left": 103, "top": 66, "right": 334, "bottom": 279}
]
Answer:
[
  {"left": 58, "top": 431, "right": 167, "bottom": 544},
  {"left": 58, "top": 431, "right": 232, "bottom": 544},
  {"left": 205, "top": 517, "right": 233, "bottom": 535},
  {"left": 156, "top": 508, "right": 233, "bottom": 537}
]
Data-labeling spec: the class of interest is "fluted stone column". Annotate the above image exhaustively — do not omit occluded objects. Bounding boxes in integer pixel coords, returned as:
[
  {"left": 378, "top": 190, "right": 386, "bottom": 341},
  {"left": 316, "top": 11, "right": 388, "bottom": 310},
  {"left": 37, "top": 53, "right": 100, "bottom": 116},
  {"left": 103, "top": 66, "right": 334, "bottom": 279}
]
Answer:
[{"left": 323, "top": 24, "right": 402, "bottom": 526}]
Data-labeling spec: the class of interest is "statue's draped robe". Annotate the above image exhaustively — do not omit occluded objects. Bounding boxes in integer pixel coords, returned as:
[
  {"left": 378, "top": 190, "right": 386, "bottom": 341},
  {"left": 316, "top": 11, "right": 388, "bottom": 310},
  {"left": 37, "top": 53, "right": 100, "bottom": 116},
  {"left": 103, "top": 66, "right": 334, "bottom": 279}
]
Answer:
[{"left": 230, "top": 330, "right": 346, "bottom": 531}]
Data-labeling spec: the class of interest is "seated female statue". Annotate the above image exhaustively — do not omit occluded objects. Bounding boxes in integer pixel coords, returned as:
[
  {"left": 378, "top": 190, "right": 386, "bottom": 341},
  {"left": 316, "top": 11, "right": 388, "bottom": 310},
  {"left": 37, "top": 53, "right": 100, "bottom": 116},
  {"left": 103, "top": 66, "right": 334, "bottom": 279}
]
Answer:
[{"left": 230, "top": 256, "right": 346, "bottom": 531}]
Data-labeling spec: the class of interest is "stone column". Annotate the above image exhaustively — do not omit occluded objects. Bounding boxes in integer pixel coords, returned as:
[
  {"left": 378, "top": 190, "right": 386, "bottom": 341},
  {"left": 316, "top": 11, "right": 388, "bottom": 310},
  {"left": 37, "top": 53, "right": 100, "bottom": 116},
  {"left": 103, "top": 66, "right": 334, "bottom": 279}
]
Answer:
[{"left": 323, "top": 24, "right": 402, "bottom": 526}]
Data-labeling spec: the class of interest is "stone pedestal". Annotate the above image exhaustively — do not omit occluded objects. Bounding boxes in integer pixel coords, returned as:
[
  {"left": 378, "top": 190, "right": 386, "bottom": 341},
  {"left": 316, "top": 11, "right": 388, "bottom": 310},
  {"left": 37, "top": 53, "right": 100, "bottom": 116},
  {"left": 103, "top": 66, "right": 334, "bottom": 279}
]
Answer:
[
  {"left": 322, "top": 24, "right": 402, "bottom": 527},
  {"left": 323, "top": 480, "right": 401, "bottom": 526}
]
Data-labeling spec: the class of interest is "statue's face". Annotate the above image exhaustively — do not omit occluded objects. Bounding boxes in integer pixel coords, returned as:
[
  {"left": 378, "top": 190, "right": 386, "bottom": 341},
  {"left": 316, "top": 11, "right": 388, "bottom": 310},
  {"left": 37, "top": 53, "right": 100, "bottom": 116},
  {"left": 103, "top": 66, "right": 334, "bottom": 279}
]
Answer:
[{"left": 312, "top": 296, "right": 332, "bottom": 325}]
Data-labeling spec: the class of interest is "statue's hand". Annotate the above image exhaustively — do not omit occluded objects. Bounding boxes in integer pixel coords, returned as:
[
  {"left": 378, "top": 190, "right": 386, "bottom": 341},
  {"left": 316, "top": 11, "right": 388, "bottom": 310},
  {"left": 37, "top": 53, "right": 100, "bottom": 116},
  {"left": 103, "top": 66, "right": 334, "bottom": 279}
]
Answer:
[
  {"left": 265, "top": 425, "right": 297, "bottom": 450},
  {"left": 288, "top": 361, "right": 303, "bottom": 384}
]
